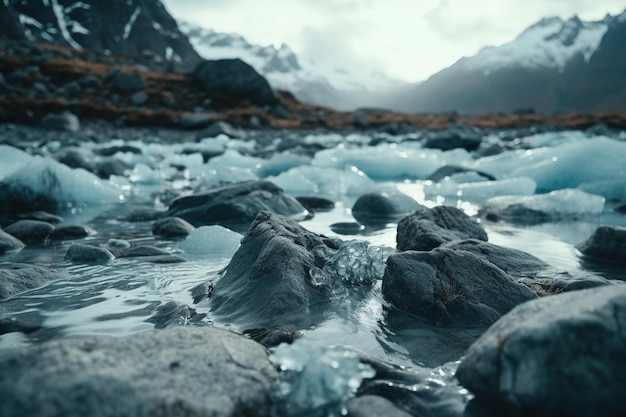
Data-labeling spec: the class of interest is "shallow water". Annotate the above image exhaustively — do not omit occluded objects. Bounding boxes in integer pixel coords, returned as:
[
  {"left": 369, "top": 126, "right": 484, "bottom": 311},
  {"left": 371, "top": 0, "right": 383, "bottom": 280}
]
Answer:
[{"left": 1, "top": 129, "right": 626, "bottom": 414}]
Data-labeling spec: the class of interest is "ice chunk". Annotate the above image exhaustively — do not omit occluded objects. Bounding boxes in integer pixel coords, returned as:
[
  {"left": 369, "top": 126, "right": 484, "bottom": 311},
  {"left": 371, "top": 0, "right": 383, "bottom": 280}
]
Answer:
[
  {"left": 270, "top": 165, "right": 375, "bottom": 198},
  {"left": 206, "top": 149, "right": 263, "bottom": 173},
  {"left": 196, "top": 166, "right": 258, "bottom": 189},
  {"left": 0, "top": 156, "right": 121, "bottom": 212},
  {"left": 271, "top": 339, "right": 375, "bottom": 417},
  {"left": 129, "top": 163, "right": 164, "bottom": 185},
  {"left": 313, "top": 143, "right": 471, "bottom": 180},
  {"left": 257, "top": 152, "right": 311, "bottom": 177},
  {"left": 425, "top": 177, "right": 536, "bottom": 202},
  {"left": 0, "top": 145, "right": 33, "bottom": 180},
  {"left": 180, "top": 225, "right": 242, "bottom": 258},
  {"left": 484, "top": 189, "right": 605, "bottom": 223},
  {"left": 579, "top": 180, "right": 626, "bottom": 201},
  {"left": 472, "top": 137, "right": 626, "bottom": 192}
]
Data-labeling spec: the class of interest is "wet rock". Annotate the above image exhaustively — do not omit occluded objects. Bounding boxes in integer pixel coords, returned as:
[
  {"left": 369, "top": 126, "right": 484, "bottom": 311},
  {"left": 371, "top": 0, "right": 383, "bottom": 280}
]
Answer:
[
  {"left": 146, "top": 301, "right": 197, "bottom": 329},
  {"left": 0, "top": 310, "right": 44, "bottom": 335},
  {"left": 135, "top": 255, "right": 187, "bottom": 264},
  {"left": 396, "top": 206, "right": 487, "bottom": 251},
  {"left": 330, "top": 222, "right": 365, "bottom": 235},
  {"left": 443, "top": 239, "right": 612, "bottom": 294},
  {"left": 179, "top": 113, "right": 212, "bottom": 130},
  {"left": 116, "top": 245, "right": 171, "bottom": 258},
  {"left": 65, "top": 244, "right": 114, "bottom": 264},
  {"left": 56, "top": 149, "right": 93, "bottom": 170},
  {"left": 351, "top": 189, "right": 424, "bottom": 226},
  {"left": 50, "top": 224, "right": 94, "bottom": 240},
  {"left": 0, "top": 265, "right": 58, "bottom": 299},
  {"left": 193, "top": 58, "right": 278, "bottom": 105},
  {"left": 124, "top": 208, "right": 166, "bottom": 222},
  {"left": 423, "top": 125, "right": 482, "bottom": 152},
  {"left": 4, "top": 220, "right": 55, "bottom": 242},
  {"left": 0, "top": 327, "right": 278, "bottom": 417},
  {"left": 95, "top": 158, "right": 132, "bottom": 178},
  {"left": 40, "top": 111, "right": 80, "bottom": 132},
  {"left": 17, "top": 210, "right": 63, "bottom": 224},
  {"left": 296, "top": 196, "right": 336, "bottom": 212},
  {"left": 347, "top": 395, "right": 413, "bottom": 417},
  {"left": 210, "top": 211, "right": 344, "bottom": 328},
  {"left": 107, "top": 238, "right": 131, "bottom": 250},
  {"left": 427, "top": 165, "right": 496, "bottom": 183},
  {"left": 167, "top": 180, "right": 308, "bottom": 233},
  {"left": 0, "top": 229, "right": 25, "bottom": 255},
  {"left": 152, "top": 216, "right": 195, "bottom": 238},
  {"left": 615, "top": 203, "right": 626, "bottom": 214},
  {"left": 456, "top": 286, "right": 626, "bottom": 417},
  {"left": 93, "top": 145, "right": 142, "bottom": 157},
  {"left": 382, "top": 248, "right": 537, "bottom": 327},
  {"left": 577, "top": 225, "right": 626, "bottom": 264},
  {"left": 196, "top": 120, "right": 247, "bottom": 139},
  {"left": 111, "top": 69, "right": 145, "bottom": 93},
  {"left": 244, "top": 328, "right": 298, "bottom": 348},
  {"left": 130, "top": 91, "right": 148, "bottom": 106}
]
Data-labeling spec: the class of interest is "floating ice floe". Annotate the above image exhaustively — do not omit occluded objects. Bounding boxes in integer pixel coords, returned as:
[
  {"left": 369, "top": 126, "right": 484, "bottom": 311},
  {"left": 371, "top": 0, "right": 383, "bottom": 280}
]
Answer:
[
  {"left": 180, "top": 225, "right": 242, "bottom": 258},
  {"left": 483, "top": 188, "right": 605, "bottom": 223},
  {"left": 270, "top": 165, "right": 375, "bottom": 198},
  {"left": 424, "top": 177, "right": 537, "bottom": 202}
]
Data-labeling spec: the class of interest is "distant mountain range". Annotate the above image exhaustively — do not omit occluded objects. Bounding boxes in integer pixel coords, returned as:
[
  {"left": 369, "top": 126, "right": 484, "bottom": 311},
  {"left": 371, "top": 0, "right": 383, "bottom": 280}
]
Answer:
[
  {"left": 390, "top": 10, "right": 626, "bottom": 113},
  {"left": 180, "top": 21, "right": 402, "bottom": 110},
  {"left": 2, "top": 1, "right": 626, "bottom": 113}
]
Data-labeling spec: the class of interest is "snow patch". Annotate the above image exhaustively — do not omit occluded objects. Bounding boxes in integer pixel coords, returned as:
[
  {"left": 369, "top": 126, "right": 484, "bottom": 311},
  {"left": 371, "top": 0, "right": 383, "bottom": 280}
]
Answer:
[
  {"left": 19, "top": 14, "right": 43, "bottom": 29},
  {"left": 49, "top": 0, "right": 83, "bottom": 49},
  {"left": 123, "top": 7, "right": 141, "bottom": 40}
]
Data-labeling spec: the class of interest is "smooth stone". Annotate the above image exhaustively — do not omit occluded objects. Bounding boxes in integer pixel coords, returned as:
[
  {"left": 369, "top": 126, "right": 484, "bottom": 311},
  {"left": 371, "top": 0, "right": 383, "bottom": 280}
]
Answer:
[
  {"left": 243, "top": 328, "right": 298, "bottom": 348},
  {"left": 17, "top": 210, "right": 63, "bottom": 224},
  {"left": 111, "top": 70, "right": 145, "bottom": 93},
  {"left": 130, "top": 91, "right": 148, "bottom": 106},
  {"left": 0, "top": 327, "right": 278, "bottom": 417},
  {"left": 116, "top": 245, "right": 171, "bottom": 258},
  {"left": 0, "top": 229, "right": 25, "bottom": 255},
  {"left": 422, "top": 127, "right": 482, "bottom": 152},
  {"left": 396, "top": 206, "right": 487, "bottom": 251},
  {"left": 0, "top": 265, "right": 58, "bottom": 299},
  {"left": 138, "top": 255, "right": 187, "bottom": 264},
  {"left": 427, "top": 165, "right": 496, "bottom": 182},
  {"left": 4, "top": 220, "right": 55, "bottom": 242},
  {"left": 209, "top": 211, "right": 344, "bottom": 328},
  {"left": 95, "top": 158, "right": 132, "bottom": 179},
  {"left": 330, "top": 222, "right": 365, "bottom": 235},
  {"left": 195, "top": 121, "right": 247, "bottom": 139},
  {"left": 351, "top": 189, "right": 424, "bottom": 226},
  {"left": 167, "top": 180, "right": 308, "bottom": 233},
  {"left": 577, "top": 225, "right": 626, "bottom": 264},
  {"left": 456, "top": 286, "right": 626, "bottom": 417},
  {"left": 382, "top": 248, "right": 537, "bottom": 327},
  {"left": 50, "top": 224, "right": 94, "bottom": 240},
  {"left": 106, "top": 239, "right": 131, "bottom": 249},
  {"left": 179, "top": 113, "right": 213, "bottom": 130},
  {"left": 146, "top": 301, "right": 197, "bottom": 329},
  {"left": 39, "top": 111, "right": 80, "bottom": 132},
  {"left": 152, "top": 216, "right": 195, "bottom": 238},
  {"left": 296, "top": 196, "right": 336, "bottom": 212},
  {"left": 65, "top": 244, "right": 114, "bottom": 264}
]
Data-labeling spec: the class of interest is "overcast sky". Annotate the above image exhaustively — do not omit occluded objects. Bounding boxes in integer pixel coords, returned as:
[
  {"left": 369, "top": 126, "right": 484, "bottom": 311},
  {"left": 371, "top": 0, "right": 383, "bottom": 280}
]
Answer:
[{"left": 162, "top": 0, "right": 626, "bottom": 83}]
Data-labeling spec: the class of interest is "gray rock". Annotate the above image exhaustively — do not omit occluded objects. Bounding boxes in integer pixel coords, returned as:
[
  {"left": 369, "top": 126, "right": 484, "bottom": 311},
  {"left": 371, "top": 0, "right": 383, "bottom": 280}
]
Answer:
[
  {"left": 0, "top": 265, "right": 58, "bottom": 299},
  {"left": 95, "top": 158, "right": 132, "bottom": 178},
  {"left": 146, "top": 301, "right": 197, "bottom": 329},
  {"left": 152, "top": 216, "right": 195, "bottom": 238},
  {"left": 130, "top": 91, "right": 148, "bottom": 106},
  {"left": 351, "top": 189, "right": 424, "bottom": 226},
  {"left": 178, "top": 113, "right": 212, "bottom": 129},
  {"left": 296, "top": 196, "right": 336, "bottom": 212},
  {"left": 347, "top": 395, "right": 413, "bottom": 417},
  {"left": 210, "top": 211, "right": 344, "bottom": 328},
  {"left": 0, "top": 326, "right": 277, "bottom": 417},
  {"left": 4, "top": 220, "right": 55, "bottom": 242},
  {"left": 456, "top": 286, "right": 626, "bottom": 417},
  {"left": 0, "top": 229, "right": 25, "bottom": 254},
  {"left": 397, "top": 206, "right": 488, "bottom": 251},
  {"left": 193, "top": 58, "right": 278, "bottom": 105},
  {"left": 382, "top": 248, "right": 537, "bottom": 326},
  {"left": 167, "top": 180, "right": 308, "bottom": 233},
  {"left": 115, "top": 246, "right": 171, "bottom": 258},
  {"left": 196, "top": 120, "right": 247, "bottom": 139},
  {"left": 443, "top": 239, "right": 612, "bottom": 294},
  {"left": 40, "top": 111, "right": 80, "bottom": 132},
  {"left": 65, "top": 244, "right": 114, "bottom": 263},
  {"left": 133, "top": 255, "right": 187, "bottom": 264},
  {"left": 427, "top": 165, "right": 496, "bottom": 182},
  {"left": 17, "top": 210, "right": 63, "bottom": 224},
  {"left": 423, "top": 124, "right": 483, "bottom": 152},
  {"left": 111, "top": 69, "right": 145, "bottom": 93},
  {"left": 577, "top": 225, "right": 626, "bottom": 264},
  {"left": 50, "top": 224, "right": 94, "bottom": 240}
]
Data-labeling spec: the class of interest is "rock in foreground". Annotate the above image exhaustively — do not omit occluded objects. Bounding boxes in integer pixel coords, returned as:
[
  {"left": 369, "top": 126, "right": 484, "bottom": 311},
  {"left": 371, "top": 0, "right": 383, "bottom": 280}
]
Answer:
[
  {"left": 0, "top": 327, "right": 277, "bottom": 417},
  {"left": 457, "top": 286, "right": 626, "bottom": 417},
  {"left": 0, "top": 265, "right": 58, "bottom": 299},
  {"left": 577, "top": 225, "right": 626, "bottom": 264}
]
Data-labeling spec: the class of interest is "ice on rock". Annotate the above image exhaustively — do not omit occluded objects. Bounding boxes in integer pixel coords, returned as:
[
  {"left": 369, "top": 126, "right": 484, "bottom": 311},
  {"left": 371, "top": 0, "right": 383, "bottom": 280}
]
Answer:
[
  {"left": 484, "top": 189, "right": 605, "bottom": 220},
  {"left": 472, "top": 136, "right": 626, "bottom": 194},
  {"left": 309, "top": 241, "right": 388, "bottom": 293},
  {"left": 270, "top": 166, "right": 375, "bottom": 198},
  {"left": 313, "top": 143, "right": 471, "bottom": 180},
  {"left": 180, "top": 225, "right": 242, "bottom": 258},
  {"left": 425, "top": 177, "right": 537, "bottom": 202},
  {"left": 271, "top": 339, "right": 375, "bottom": 417}
]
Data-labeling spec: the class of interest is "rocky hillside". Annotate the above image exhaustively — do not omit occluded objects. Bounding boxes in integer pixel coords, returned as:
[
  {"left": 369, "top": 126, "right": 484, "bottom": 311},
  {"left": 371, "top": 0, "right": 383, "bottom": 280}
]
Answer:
[
  {"left": 392, "top": 10, "right": 626, "bottom": 114},
  {"left": 0, "top": 0, "right": 200, "bottom": 70}
]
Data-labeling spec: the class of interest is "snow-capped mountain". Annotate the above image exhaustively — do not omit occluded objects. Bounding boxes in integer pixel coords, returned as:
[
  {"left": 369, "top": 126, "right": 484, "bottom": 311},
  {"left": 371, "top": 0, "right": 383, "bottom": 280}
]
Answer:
[
  {"left": 180, "top": 21, "right": 403, "bottom": 110},
  {"left": 390, "top": 10, "right": 626, "bottom": 113},
  {"left": 1, "top": 0, "right": 200, "bottom": 68}
]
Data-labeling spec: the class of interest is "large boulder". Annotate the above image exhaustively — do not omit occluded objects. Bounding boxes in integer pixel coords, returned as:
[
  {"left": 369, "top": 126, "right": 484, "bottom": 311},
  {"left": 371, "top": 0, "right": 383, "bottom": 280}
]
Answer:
[
  {"left": 382, "top": 248, "right": 537, "bottom": 327},
  {"left": 351, "top": 189, "right": 424, "bottom": 226},
  {"left": 456, "top": 286, "right": 626, "bottom": 417},
  {"left": 209, "top": 211, "right": 345, "bottom": 328},
  {"left": 577, "top": 225, "right": 626, "bottom": 264},
  {"left": 396, "top": 206, "right": 487, "bottom": 251},
  {"left": 0, "top": 229, "right": 25, "bottom": 254},
  {"left": 167, "top": 180, "right": 308, "bottom": 233},
  {"left": 0, "top": 265, "right": 58, "bottom": 299},
  {"left": 193, "top": 58, "right": 278, "bottom": 105},
  {"left": 0, "top": 327, "right": 278, "bottom": 417},
  {"left": 4, "top": 219, "right": 55, "bottom": 242}
]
